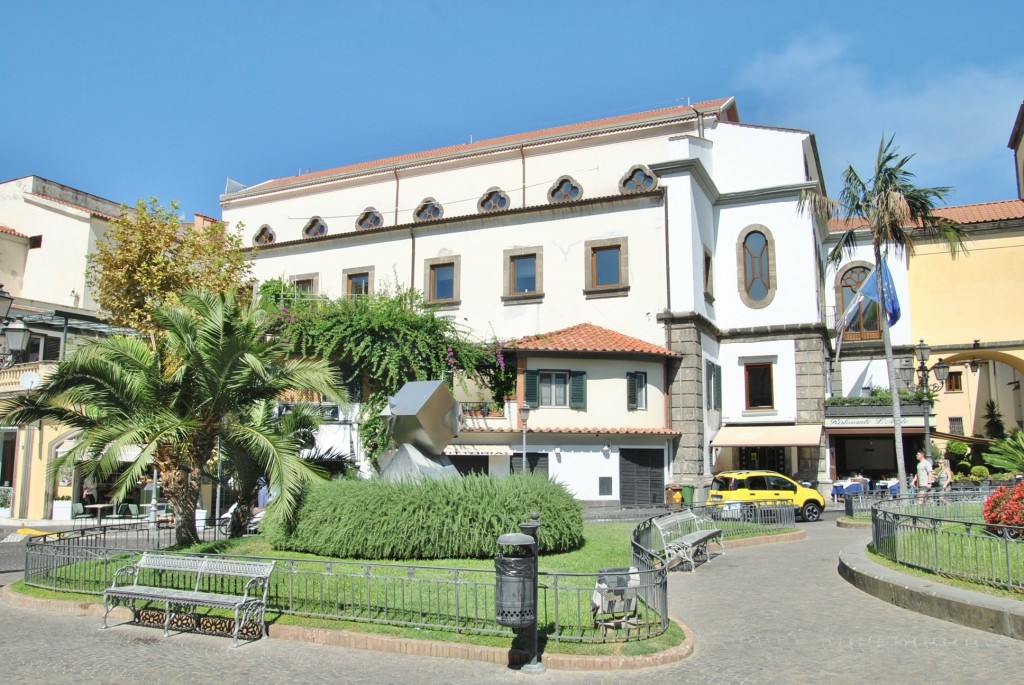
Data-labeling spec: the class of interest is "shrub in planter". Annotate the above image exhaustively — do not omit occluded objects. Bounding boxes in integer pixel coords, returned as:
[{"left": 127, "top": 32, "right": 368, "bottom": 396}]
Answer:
[
  {"left": 970, "top": 465, "right": 991, "bottom": 483},
  {"left": 983, "top": 483, "right": 1024, "bottom": 529},
  {"left": 264, "top": 473, "right": 584, "bottom": 559}
]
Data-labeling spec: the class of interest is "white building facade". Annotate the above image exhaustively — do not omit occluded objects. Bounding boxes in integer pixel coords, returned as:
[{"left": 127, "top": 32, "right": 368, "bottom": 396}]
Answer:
[{"left": 221, "top": 98, "right": 833, "bottom": 505}]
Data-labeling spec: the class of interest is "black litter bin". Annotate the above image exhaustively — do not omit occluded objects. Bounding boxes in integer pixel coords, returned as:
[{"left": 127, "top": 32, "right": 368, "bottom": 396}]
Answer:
[{"left": 494, "top": 553, "right": 536, "bottom": 629}]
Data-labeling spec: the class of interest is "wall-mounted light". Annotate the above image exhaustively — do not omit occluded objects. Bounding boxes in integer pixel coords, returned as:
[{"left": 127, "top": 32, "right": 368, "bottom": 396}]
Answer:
[{"left": 601, "top": 441, "right": 611, "bottom": 456}]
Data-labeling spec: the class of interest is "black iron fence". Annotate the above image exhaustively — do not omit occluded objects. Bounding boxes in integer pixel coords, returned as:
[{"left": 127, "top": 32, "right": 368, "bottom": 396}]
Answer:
[{"left": 871, "top": 491, "right": 1024, "bottom": 591}]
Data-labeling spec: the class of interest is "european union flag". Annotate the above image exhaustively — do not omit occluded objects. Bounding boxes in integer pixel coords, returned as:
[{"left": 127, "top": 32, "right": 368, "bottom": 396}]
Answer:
[{"left": 856, "top": 259, "right": 901, "bottom": 326}]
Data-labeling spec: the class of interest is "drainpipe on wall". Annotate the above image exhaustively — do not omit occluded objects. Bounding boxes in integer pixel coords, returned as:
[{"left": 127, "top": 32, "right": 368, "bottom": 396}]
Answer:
[{"left": 519, "top": 146, "right": 527, "bottom": 207}]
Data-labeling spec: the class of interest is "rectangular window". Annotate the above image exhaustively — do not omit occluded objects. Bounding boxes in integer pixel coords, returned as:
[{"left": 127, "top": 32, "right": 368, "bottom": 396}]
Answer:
[
  {"left": 540, "top": 371, "right": 569, "bottom": 407},
  {"left": 945, "top": 372, "right": 963, "bottom": 392},
  {"left": 29, "top": 235, "right": 43, "bottom": 249},
  {"left": 627, "top": 371, "right": 647, "bottom": 410},
  {"left": 510, "top": 255, "right": 536, "bottom": 294},
  {"left": 293, "top": 278, "right": 314, "bottom": 294},
  {"left": 745, "top": 363, "right": 774, "bottom": 409},
  {"left": 592, "top": 246, "right": 621, "bottom": 287},
  {"left": 430, "top": 263, "right": 455, "bottom": 301},
  {"left": 949, "top": 417, "right": 965, "bottom": 435},
  {"left": 347, "top": 272, "right": 370, "bottom": 297}
]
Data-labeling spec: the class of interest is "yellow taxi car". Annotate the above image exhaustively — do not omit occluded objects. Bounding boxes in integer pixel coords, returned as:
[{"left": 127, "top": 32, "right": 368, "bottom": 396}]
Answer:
[{"left": 706, "top": 470, "right": 825, "bottom": 522}]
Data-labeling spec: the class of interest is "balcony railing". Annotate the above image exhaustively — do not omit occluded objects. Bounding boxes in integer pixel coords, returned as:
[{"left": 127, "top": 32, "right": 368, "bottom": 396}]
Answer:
[
  {"left": 0, "top": 361, "right": 58, "bottom": 395},
  {"left": 460, "top": 401, "right": 514, "bottom": 431}
]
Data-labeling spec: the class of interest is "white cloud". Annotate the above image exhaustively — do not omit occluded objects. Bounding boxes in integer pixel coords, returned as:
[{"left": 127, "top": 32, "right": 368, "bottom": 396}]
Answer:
[{"left": 734, "top": 36, "right": 1024, "bottom": 204}]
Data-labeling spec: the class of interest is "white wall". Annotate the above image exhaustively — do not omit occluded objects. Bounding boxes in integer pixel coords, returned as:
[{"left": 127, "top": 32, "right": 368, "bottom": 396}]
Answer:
[
  {"left": 719, "top": 339, "right": 798, "bottom": 423},
  {"left": 707, "top": 123, "right": 810, "bottom": 192}
]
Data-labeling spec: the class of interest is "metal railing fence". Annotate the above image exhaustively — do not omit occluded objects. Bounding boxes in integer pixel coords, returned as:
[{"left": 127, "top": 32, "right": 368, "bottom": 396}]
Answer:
[
  {"left": 871, "top": 491, "right": 1024, "bottom": 591},
  {"left": 26, "top": 525, "right": 669, "bottom": 643}
]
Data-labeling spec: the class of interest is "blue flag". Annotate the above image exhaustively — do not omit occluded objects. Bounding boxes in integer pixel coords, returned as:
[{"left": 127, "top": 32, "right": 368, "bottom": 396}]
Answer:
[{"left": 856, "top": 259, "right": 901, "bottom": 326}]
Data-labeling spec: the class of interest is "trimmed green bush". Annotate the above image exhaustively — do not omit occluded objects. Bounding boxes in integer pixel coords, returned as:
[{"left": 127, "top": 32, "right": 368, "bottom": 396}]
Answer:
[
  {"left": 970, "top": 465, "right": 991, "bottom": 482},
  {"left": 263, "top": 474, "right": 584, "bottom": 559}
]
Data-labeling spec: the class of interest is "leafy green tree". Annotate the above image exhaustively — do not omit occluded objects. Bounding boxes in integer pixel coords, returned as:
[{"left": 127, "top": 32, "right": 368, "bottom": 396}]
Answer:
[
  {"left": 984, "top": 431, "right": 1024, "bottom": 474},
  {"left": 86, "top": 198, "right": 252, "bottom": 336},
  {"left": 803, "top": 136, "right": 967, "bottom": 494},
  {"left": 0, "top": 289, "right": 343, "bottom": 545},
  {"left": 261, "top": 280, "right": 489, "bottom": 460},
  {"left": 984, "top": 400, "right": 1006, "bottom": 439}
]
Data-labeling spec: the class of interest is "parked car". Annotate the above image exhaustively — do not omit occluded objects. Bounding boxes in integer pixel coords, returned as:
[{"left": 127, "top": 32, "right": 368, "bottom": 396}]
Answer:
[{"left": 706, "top": 470, "right": 825, "bottom": 522}]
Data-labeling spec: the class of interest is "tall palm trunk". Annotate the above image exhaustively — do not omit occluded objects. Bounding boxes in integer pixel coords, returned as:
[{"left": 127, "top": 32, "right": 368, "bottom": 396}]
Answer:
[{"left": 875, "top": 245, "right": 908, "bottom": 494}]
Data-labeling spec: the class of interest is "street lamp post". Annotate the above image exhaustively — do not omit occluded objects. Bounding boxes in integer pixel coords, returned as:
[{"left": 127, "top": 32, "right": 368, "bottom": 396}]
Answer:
[
  {"left": 519, "top": 403, "right": 531, "bottom": 474},
  {"left": 898, "top": 340, "right": 950, "bottom": 462},
  {"left": 0, "top": 318, "right": 31, "bottom": 370}
]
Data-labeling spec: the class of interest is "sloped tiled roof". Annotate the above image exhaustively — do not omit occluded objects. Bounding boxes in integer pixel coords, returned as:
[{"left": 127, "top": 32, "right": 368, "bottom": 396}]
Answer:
[
  {"left": 231, "top": 98, "right": 735, "bottom": 197},
  {"left": 0, "top": 225, "right": 27, "bottom": 239},
  {"left": 828, "top": 199, "right": 1024, "bottom": 232},
  {"left": 26, "top": 193, "right": 117, "bottom": 221},
  {"left": 510, "top": 323, "right": 677, "bottom": 357}
]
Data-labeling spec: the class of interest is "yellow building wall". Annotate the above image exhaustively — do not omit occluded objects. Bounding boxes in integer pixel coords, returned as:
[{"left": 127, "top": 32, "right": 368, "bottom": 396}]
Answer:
[
  {"left": 7, "top": 421, "right": 75, "bottom": 520},
  {"left": 909, "top": 227, "right": 1024, "bottom": 346}
]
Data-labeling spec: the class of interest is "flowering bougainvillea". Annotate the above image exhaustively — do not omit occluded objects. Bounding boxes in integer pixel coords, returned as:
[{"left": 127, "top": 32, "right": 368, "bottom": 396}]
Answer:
[{"left": 983, "top": 483, "right": 1024, "bottom": 528}]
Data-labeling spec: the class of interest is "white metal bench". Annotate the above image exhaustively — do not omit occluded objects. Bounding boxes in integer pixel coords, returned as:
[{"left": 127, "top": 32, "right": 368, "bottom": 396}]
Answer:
[
  {"left": 651, "top": 509, "right": 724, "bottom": 572},
  {"left": 103, "top": 552, "right": 275, "bottom": 647}
]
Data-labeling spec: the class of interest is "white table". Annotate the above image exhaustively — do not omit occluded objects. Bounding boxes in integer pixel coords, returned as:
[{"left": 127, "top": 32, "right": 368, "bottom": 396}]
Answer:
[{"left": 84, "top": 502, "right": 116, "bottom": 524}]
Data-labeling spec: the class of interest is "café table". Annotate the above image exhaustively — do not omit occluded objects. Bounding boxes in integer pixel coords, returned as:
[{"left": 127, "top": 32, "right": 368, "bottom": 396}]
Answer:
[{"left": 84, "top": 502, "right": 116, "bottom": 525}]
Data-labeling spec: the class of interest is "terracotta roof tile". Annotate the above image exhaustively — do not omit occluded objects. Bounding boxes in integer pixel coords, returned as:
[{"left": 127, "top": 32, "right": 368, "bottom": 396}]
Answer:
[
  {"left": 240, "top": 98, "right": 734, "bottom": 195},
  {"left": 828, "top": 199, "right": 1024, "bottom": 233},
  {"left": 510, "top": 323, "right": 677, "bottom": 357},
  {"left": 0, "top": 225, "right": 27, "bottom": 239},
  {"left": 461, "top": 426, "right": 680, "bottom": 436}
]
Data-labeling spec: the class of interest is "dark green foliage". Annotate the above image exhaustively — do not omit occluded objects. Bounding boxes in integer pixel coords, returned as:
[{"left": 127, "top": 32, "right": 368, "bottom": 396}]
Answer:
[
  {"left": 824, "top": 386, "right": 929, "bottom": 406},
  {"left": 263, "top": 474, "right": 584, "bottom": 559},
  {"left": 984, "top": 400, "right": 1006, "bottom": 439}
]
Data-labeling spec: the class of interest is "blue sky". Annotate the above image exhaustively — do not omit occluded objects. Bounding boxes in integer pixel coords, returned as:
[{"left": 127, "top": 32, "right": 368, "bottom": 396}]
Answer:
[{"left": 2, "top": 2, "right": 1021, "bottom": 218}]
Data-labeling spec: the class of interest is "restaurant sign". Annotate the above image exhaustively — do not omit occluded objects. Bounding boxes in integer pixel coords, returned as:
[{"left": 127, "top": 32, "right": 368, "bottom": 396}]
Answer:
[{"left": 824, "top": 415, "right": 927, "bottom": 428}]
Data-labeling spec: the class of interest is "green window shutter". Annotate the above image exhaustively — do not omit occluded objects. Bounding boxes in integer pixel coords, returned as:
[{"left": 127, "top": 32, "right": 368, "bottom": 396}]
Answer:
[
  {"left": 713, "top": 364, "right": 722, "bottom": 411},
  {"left": 626, "top": 372, "right": 638, "bottom": 410},
  {"left": 569, "top": 371, "right": 587, "bottom": 409},
  {"left": 705, "top": 361, "right": 713, "bottom": 410},
  {"left": 524, "top": 370, "right": 540, "bottom": 408}
]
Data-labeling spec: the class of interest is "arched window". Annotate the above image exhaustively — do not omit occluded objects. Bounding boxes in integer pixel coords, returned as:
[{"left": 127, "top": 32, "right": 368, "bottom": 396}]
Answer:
[
  {"left": 478, "top": 187, "right": 510, "bottom": 213},
  {"left": 619, "top": 164, "right": 657, "bottom": 194},
  {"left": 736, "top": 224, "right": 776, "bottom": 308},
  {"left": 838, "top": 264, "right": 880, "bottom": 341},
  {"left": 356, "top": 208, "right": 383, "bottom": 230},
  {"left": 253, "top": 225, "right": 276, "bottom": 246},
  {"left": 547, "top": 175, "right": 583, "bottom": 204},
  {"left": 302, "top": 217, "right": 327, "bottom": 239},
  {"left": 414, "top": 198, "right": 443, "bottom": 222}
]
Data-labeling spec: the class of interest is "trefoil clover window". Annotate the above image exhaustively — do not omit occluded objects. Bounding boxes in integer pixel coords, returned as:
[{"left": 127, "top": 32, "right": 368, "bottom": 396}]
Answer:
[
  {"left": 302, "top": 217, "right": 327, "bottom": 239},
  {"left": 548, "top": 176, "right": 583, "bottom": 204},
  {"left": 356, "top": 208, "right": 383, "bottom": 231},
  {"left": 253, "top": 225, "right": 276, "bottom": 246},
  {"left": 414, "top": 198, "right": 443, "bottom": 222},
  {"left": 479, "top": 187, "right": 510, "bottom": 213},
  {"left": 619, "top": 165, "right": 657, "bottom": 194}
]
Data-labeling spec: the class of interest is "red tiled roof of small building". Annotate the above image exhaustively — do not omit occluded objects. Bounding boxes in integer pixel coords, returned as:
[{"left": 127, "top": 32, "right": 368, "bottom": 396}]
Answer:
[
  {"left": 0, "top": 225, "right": 27, "bottom": 238},
  {"left": 246, "top": 98, "right": 735, "bottom": 194},
  {"left": 828, "top": 199, "right": 1024, "bottom": 232},
  {"left": 510, "top": 322, "right": 677, "bottom": 357},
  {"left": 26, "top": 193, "right": 117, "bottom": 221}
]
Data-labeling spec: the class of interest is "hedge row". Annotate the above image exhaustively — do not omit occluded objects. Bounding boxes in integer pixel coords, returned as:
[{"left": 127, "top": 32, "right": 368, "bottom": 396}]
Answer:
[{"left": 263, "top": 474, "right": 584, "bottom": 559}]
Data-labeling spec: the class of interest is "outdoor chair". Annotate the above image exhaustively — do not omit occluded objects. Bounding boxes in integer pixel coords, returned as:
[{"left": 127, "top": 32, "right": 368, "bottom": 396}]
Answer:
[{"left": 71, "top": 501, "right": 93, "bottom": 528}]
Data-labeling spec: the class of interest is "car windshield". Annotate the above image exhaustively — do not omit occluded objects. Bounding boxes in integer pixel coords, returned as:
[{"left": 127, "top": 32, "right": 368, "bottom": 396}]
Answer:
[{"left": 710, "top": 477, "right": 733, "bottom": 492}]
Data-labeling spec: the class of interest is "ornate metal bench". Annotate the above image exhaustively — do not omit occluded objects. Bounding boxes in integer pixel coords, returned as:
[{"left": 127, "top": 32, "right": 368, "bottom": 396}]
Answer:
[
  {"left": 651, "top": 509, "right": 724, "bottom": 572},
  {"left": 103, "top": 552, "right": 275, "bottom": 647}
]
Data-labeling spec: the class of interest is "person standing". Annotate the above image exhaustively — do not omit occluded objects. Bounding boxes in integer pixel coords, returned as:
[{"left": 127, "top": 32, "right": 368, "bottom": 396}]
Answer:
[
  {"left": 935, "top": 458, "right": 954, "bottom": 503},
  {"left": 912, "top": 451, "right": 934, "bottom": 504}
]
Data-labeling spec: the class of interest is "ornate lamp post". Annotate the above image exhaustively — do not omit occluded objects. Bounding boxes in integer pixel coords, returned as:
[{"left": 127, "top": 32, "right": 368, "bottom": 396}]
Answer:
[
  {"left": 898, "top": 340, "right": 950, "bottom": 462},
  {"left": 0, "top": 318, "right": 31, "bottom": 370},
  {"left": 519, "top": 403, "right": 531, "bottom": 474}
]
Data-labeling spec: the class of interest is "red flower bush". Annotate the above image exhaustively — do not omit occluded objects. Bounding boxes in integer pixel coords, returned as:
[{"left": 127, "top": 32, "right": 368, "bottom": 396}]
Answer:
[{"left": 983, "top": 484, "right": 1024, "bottom": 528}]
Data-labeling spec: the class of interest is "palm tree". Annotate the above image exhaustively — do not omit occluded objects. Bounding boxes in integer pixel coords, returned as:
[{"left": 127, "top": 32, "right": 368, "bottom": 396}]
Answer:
[
  {"left": 219, "top": 400, "right": 354, "bottom": 537},
  {"left": 0, "top": 289, "right": 344, "bottom": 544},
  {"left": 803, "top": 136, "right": 967, "bottom": 494}
]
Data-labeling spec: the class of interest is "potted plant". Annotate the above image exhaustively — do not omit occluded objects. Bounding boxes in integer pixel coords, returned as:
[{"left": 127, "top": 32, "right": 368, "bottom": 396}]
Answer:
[
  {"left": 52, "top": 495, "right": 73, "bottom": 520},
  {"left": 0, "top": 487, "right": 12, "bottom": 518}
]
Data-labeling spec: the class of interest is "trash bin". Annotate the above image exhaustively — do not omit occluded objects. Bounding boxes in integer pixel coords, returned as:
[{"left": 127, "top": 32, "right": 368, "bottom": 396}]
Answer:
[
  {"left": 495, "top": 532, "right": 537, "bottom": 630},
  {"left": 682, "top": 485, "right": 695, "bottom": 507},
  {"left": 665, "top": 484, "right": 684, "bottom": 509}
]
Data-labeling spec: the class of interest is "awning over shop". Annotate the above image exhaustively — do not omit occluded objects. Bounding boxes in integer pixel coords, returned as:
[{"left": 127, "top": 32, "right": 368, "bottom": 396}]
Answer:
[
  {"left": 930, "top": 431, "right": 993, "bottom": 446},
  {"left": 443, "top": 444, "right": 514, "bottom": 456},
  {"left": 710, "top": 424, "right": 823, "bottom": 448}
]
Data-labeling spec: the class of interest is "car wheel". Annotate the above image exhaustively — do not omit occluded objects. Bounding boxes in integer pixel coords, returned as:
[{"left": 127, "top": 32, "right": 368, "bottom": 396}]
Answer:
[{"left": 801, "top": 501, "right": 822, "bottom": 522}]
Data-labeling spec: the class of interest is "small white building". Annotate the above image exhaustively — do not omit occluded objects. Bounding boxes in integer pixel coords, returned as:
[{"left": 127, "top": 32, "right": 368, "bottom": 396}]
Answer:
[{"left": 221, "top": 97, "right": 833, "bottom": 504}]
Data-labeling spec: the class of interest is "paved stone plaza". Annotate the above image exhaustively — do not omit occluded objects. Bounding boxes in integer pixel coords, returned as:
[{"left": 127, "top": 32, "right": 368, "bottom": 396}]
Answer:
[{"left": 2, "top": 513, "right": 1023, "bottom": 684}]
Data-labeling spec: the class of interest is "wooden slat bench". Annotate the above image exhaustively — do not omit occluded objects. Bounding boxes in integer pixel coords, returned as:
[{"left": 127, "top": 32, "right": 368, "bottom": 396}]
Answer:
[
  {"left": 651, "top": 509, "right": 724, "bottom": 572},
  {"left": 103, "top": 552, "right": 275, "bottom": 647}
]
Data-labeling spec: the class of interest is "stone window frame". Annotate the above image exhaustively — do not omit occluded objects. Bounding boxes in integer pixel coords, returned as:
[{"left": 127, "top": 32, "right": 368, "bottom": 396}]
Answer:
[
  {"left": 583, "top": 237, "right": 629, "bottom": 299},
  {"left": 302, "top": 216, "right": 328, "bottom": 239},
  {"left": 356, "top": 207, "right": 384, "bottom": 231},
  {"left": 414, "top": 197, "right": 444, "bottom": 222},
  {"left": 502, "top": 246, "right": 544, "bottom": 305},
  {"left": 343, "top": 265, "right": 375, "bottom": 297},
  {"left": 289, "top": 272, "right": 320, "bottom": 296},
  {"left": 834, "top": 260, "right": 881, "bottom": 342},
  {"left": 619, "top": 163, "right": 658, "bottom": 195},
  {"left": 253, "top": 224, "right": 276, "bottom": 246},
  {"left": 735, "top": 224, "right": 777, "bottom": 309},
  {"left": 423, "top": 255, "right": 461, "bottom": 309},
  {"left": 547, "top": 175, "right": 584, "bottom": 204},
  {"left": 478, "top": 187, "right": 511, "bottom": 213}
]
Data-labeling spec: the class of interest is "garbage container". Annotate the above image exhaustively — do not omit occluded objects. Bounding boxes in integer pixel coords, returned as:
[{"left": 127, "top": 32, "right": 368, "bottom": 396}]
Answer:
[
  {"left": 495, "top": 531, "right": 538, "bottom": 630},
  {"left": 682, "top": 485, "right": 695, "bottom": 507},
  {"left": 665, "top": 484, "right": 683, "bottom": 510}
]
